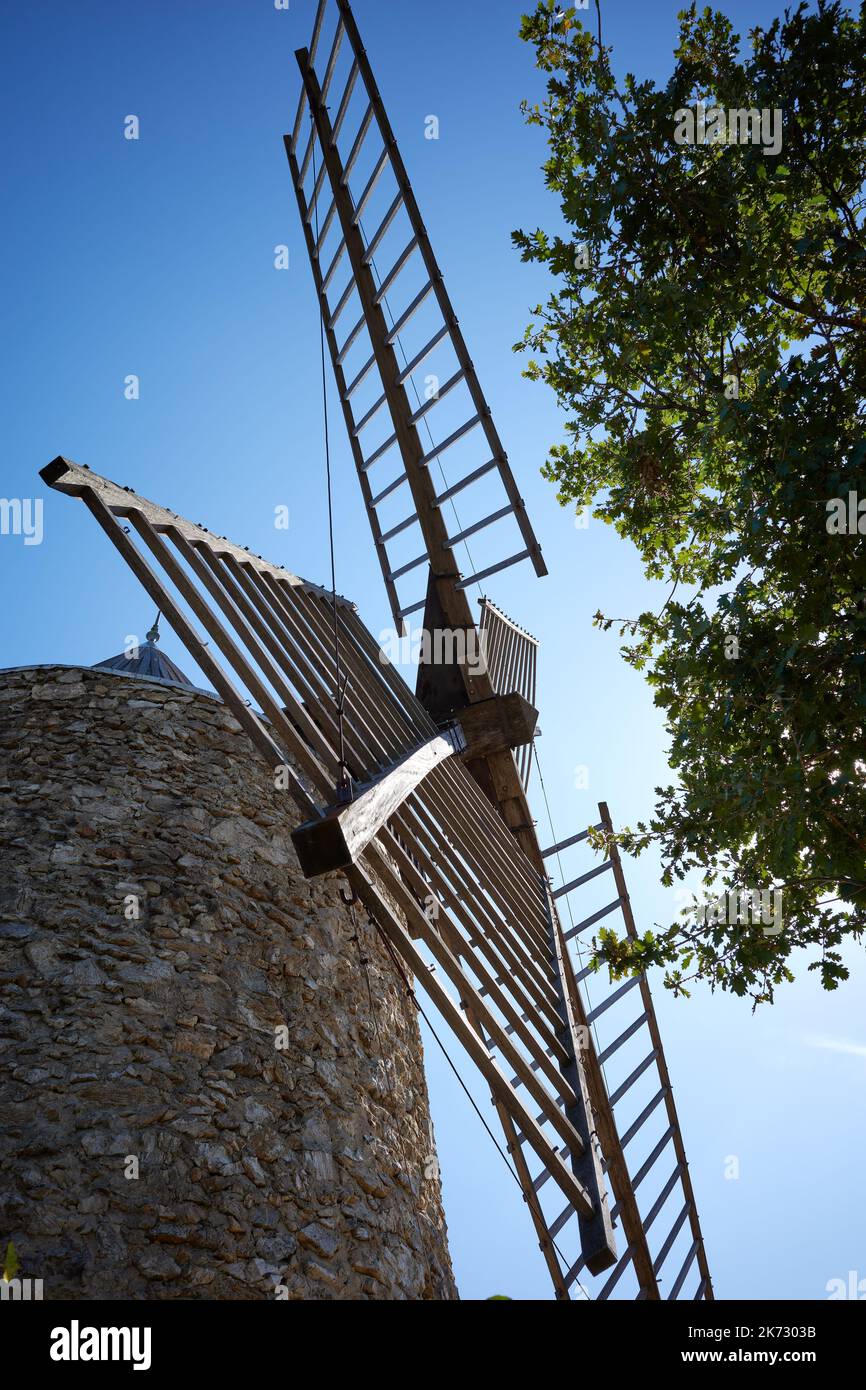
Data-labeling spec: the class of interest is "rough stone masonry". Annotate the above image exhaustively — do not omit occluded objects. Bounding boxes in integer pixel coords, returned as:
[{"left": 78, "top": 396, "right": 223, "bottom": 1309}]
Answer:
[{"left": 0, "top": 664, "right": 457, "bottom": 1300}]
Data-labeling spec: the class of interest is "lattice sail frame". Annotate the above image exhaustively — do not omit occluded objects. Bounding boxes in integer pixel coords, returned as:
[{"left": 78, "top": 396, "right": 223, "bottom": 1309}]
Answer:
[
  {"left": 41, "top": 458, "right": 712, "bottom": 1300},
  {"left": 478, "top": 598, "right": 538, "bottom": 790},
  {"left": 286, "top": 0, "right": 547, "bottom": 634}
]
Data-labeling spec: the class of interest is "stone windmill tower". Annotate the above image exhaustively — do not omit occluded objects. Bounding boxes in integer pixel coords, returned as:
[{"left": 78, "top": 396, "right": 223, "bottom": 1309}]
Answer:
[{"left": 0, "top": 0, "right": 711, "bottom": 1301}]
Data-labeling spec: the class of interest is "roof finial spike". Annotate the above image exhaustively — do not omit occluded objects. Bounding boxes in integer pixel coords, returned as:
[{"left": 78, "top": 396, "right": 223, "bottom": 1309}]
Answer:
[{"left": 146, "top": 611, "right": 161, "bottom": 645}]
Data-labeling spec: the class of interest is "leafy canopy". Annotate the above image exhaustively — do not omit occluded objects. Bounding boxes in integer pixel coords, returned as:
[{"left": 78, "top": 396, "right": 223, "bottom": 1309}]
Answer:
[{"left": 515, "top": 0, "right": 866, "bottom": 1002}]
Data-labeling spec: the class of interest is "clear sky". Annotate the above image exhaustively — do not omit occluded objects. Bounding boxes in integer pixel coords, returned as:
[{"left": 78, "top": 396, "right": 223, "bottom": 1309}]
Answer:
[{"left": 2, "top": 0, "right": 864, "bottom": 1302}]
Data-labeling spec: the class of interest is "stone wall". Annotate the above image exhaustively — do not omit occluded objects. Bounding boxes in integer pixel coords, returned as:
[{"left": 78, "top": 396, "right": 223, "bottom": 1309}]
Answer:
[{"left": 0, "top": 665, "right": 457, "bottom": 1300}]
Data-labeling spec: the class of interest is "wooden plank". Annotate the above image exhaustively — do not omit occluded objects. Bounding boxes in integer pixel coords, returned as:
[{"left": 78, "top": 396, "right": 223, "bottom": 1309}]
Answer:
[
  {"left": 124, "top": 512, "right": 333, "bottom": 800},
  {"left": 585, "top": 975, "right": 641, "bottom": 1024},
  {"left": 290, "top": 0, "right": 327, "bottom": 151},
  {"left": 597, "top": 1011, "right": 650, "bottom": 1066},
  {"left": 425, "top": 768, "right": 552, "bottom": 961},
  {"left": 541, "top": 823, "right": 604, "bottom": 858},
  {"left": 597, "top": 1245, "right": 638, "bottom": 1300},
  {"left": 609, "top": 1049, "right": 659, "bottom": 1107},
  {"left": 547, "top": 883, "right": 661, "bottom": 1297},
  {"left": 393, "top": 798, "right": 567, "bottom": 1039},
  {"left": 292, "top": 729, "right": 461, "bottom": 877},
  {"left": 169, "top": 532, "right": 347, "bottom": 777},
  {"left": 667, "top": 1239, "right": 699, "bottom": 1300},
  {"left": 620, "top": 1087, "right": 667, "bottom": 1150},
  {"left": 282, "top": 581, "right": 422, "bottom": 760},
  {"left": 653, "top": 1201, "right": 691, "bottom": 1276},
  {"left": 642, "top": 1164, "right": 683, "bottom": 1232},
  {"left": 431, "top": 904, "right": 572, "bottom": 1299},
  {"left": 379, "top": 819, "right": 576, "bottom": 1098},
  {"left": 243, "top": 565, "right": 407, "bottom": 774},
  {"left": 628, "top": 1125, "right": 675, "bottom": 1196}
]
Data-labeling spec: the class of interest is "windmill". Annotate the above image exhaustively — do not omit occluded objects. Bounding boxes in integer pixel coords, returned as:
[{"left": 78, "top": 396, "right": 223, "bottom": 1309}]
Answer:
[{"left": 39, "top": 0, "right": 712, "bottom": 1300}]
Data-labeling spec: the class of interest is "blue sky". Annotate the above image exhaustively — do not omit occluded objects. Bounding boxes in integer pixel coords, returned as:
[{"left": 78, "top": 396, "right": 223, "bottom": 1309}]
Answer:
[{"left": 2, "top": 0, "right": 864, "bottom": 1301}]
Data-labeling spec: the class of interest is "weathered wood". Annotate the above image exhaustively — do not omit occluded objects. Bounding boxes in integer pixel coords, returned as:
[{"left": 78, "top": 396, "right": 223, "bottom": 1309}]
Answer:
[
  {"left": 334, "top": 0, "right": 546, "bottom": 580},
  {"left": 599, "top": 801, "right": 715, "bottom": 1300},
  {"left": 356, "top": 844, "right": 589, "bottom": 1167},
  {"left": 292, "top": 729, "right": 462, "bottom": 877},
  {"left": 284, "top": 139, "right": 403, "bottom": 632},
  {"left": 378, "top": 820, "right": 576, "bottom": 1101},
  {"left": 453, "top": 691, "right": 538, "bottom": 760},
  {"left": 541, "top": 879, "right": 618, "bottom": 1276},
  {"left": 348, "top": 853, "right": 597, "bottom": 1222},
  {"left": 294, "top": 52, "right": 486, "bottom": 658},
  {"left": 71, "top": 487, "right": 319, "bottom": 828},
  {"left": 39, "top": 457, "right": 352, "bottom": 609}
]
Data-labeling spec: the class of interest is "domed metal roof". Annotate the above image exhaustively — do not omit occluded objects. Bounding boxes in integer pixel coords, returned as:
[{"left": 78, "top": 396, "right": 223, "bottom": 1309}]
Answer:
[{"left": 93, "top": 616, "right": 193, "bottom": 687}]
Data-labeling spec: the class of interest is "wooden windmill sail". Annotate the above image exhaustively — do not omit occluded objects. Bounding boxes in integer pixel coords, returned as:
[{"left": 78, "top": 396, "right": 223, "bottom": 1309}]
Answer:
[{"left": 37, "top": 0, "right": 712, "bottom": 1302}]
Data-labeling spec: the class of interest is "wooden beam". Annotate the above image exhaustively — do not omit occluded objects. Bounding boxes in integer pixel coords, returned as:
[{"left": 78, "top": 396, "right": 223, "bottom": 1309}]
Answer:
[
  {"left": 292, "top": 729, "right": 462, "bottom": 877},
  {"left": 454, "top": 691, "right": 538, "bottom": 760},
  {"left": 39, "top": 456, "right": 352, "bottom": 609}
]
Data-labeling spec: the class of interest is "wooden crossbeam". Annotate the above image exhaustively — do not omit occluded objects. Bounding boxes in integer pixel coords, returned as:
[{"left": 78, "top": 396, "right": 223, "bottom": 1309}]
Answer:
[
  {"left": 40, "top": 457, "right": 353, "bottom": 608},
  {"left": 455, "top": 691, "right": 538, "bottom": 760},
  {"left": 292, "top": 728, "right": 463, "bottom": 877}
]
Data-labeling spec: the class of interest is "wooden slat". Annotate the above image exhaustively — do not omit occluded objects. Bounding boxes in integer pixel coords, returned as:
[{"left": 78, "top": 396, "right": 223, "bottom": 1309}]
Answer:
[
  {"left": 585, "top": 975, "right": 640, "bottom": 1024},
  {"left": 542, "top": 880, "right": 617, "bottom": 1275},
  {"left": 597, "top": 1011, "right": 650, "bottom": 1066},
  {"left": 620, "top": 1087, "right": 667, "bottom": 1150},
  {"left": 554, "top": 859, "right": 614, "bottom": 899},
  {"left": 39, "top": 457, "right": 353, "bottom": 608},
  {"left": 628, "top": 1125, "right": 675, "bottom": 1195},
  {"left": 394, "top": 797, "right": 566, "bottom": 1039},
  {"left": 70, "top": 489, "right": 319, "bottom": 826},
  {"left": 542, "top": 823, "right": 604, "bottom": 859},
  {"left": 642, "top": 1164, "right": 683, "bottom": 1232},
  {"left": 653, "top": 1201, "right": 691, "bottom": 1276},
  {"left": 358, "top": 843, "right": 589, "bottom": 1165},
  {"left": 374, "top": 236, "right": 420, "bottom": 307},
  {"left": 667, "top": 1239, "right": 699, "bottom": 1300},
  {"left": 381, "top": 820, "right": 575, "bottom": 1098},
  {"left": 608, "top": 1049, "right": 658, "bottom": 1107},
  {"left": 563, "top": 897, "right": 623, "bottom": 941},
  {"left": 125, "top": 513, "right": 334, "bottom": 800}
]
